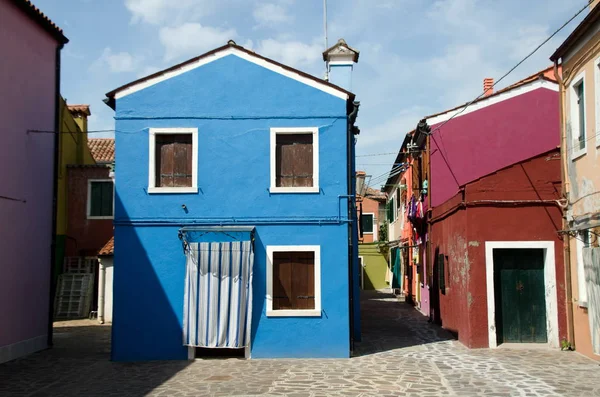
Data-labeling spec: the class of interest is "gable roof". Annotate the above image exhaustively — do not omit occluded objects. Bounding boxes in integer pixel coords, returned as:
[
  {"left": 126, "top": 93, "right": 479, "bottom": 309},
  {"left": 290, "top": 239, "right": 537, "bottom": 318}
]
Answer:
[
  {"left": 88, "top": 138, "right": 115, "bottom": 163},
  {"left": 105, "top": 40, "right": 354, "bottom": 109},
  {"left": 550, "top": 5, "right": 600, "bottom": 62},
  {"left": 322, "top": 38, "right": 360, "bottom": 62},
  {"left": 10, "top": 0, "right": 68, "bottom": 44},
  {"left": 424, "top": 66, "right": 558, "bottom": 125}
]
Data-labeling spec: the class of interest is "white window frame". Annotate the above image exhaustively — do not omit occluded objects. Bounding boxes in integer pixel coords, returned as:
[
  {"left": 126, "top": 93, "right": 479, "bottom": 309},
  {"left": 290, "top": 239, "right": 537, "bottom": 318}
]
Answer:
[
  {"left": 595, "top": 57, "right": 600, "bottom": 148},
  {"left": 570, "top": 72, "right": 587, "bottom": 160},
  {"left": 148, "top": 128, "right": 198, "bottom": 194},
  {"left": 269, "top": 127, "right": 319, "bottom": 194},
  {"left": 361, "top": 212, "right": 377, "bottom": 240},
  {"left": 575, "top": 230, "right": 590, "bottom": 308},
  {"left": 87, "top": 179, "right": 115, "bottom": 220},
  {"left": 266, "top": 245, "right": 321, "bottom": 317}
]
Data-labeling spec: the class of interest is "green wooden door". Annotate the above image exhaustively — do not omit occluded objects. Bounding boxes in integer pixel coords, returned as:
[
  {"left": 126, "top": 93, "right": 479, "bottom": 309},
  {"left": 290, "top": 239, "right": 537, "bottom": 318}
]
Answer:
[{"left": 494, "top": 249, "right": 547, "bottom": 344}]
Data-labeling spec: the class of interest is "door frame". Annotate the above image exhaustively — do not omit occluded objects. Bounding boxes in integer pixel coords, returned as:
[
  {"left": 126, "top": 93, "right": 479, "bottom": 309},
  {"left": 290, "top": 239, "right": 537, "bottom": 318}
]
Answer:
[{"left": 485, "top": 241, "right": 559, "bottom": 348}]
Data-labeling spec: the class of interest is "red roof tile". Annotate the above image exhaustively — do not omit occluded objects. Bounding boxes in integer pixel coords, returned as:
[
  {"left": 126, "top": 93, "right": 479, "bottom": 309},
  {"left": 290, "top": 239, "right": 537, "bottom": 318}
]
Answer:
[
  {"left": 98, "top": 237, "right": 114, "bottom": 256},
  {"left": 67, "top": 104, "right": 91, "bottom": 116},
  {"left": 88, "top": 138, "right": 115, "bottom": 163},
  {"left": 10, "top": 0, "right": 68, "bottom": 44}
]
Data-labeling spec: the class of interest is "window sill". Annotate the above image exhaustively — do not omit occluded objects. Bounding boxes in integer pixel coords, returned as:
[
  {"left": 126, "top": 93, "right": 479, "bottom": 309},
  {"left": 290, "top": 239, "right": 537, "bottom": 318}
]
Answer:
[
  {"left": 87, "top": 216, "right": 114, "bottom": 220},
  {"left": 269, "top": 186, "right": 320, "bottom": 194},
  {"left": 266, "top": 309, "right": 321, "bottom": 317},
  {"left": 363, "top": 232, "right": 374, "bottom": 235},
  {"left": 572, "top": 148, "right": 587, "bottom": 161},
  {"left": 148, "top": 187, "right": 198, "bottom": 194},
  {"left": 577, "top": 301, "right": 588, "bottom": 309}
]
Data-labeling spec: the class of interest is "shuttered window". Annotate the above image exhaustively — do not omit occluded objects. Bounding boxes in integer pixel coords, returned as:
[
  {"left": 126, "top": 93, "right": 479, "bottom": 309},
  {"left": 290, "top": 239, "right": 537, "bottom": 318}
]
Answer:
[
  {"left": 88, "top": 181, "right": 113, "bottom": 218},
  {"left": 275, "top": 134, "right": 313, "bottom": 188},
  {"left": 155, "top": 134, "right": 193, "bottom": 187},
  {"left": 272, "top": 251, "right": 315, "bottom": 310},
  {"left": 361, "top": 214, "right": 374, "bottom": 234}
]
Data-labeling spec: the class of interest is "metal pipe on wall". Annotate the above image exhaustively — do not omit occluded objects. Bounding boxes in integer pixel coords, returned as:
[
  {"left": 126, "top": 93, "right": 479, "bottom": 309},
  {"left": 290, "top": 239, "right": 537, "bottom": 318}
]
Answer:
[{"left": 554, "top": 60, "right": 576, "bottom": 348}]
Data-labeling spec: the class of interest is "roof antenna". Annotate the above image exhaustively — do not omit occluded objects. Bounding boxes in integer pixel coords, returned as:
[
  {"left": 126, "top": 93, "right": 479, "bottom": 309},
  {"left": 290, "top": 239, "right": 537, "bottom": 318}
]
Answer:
[{"left": 324, "top": 0, "right": 329, "bottom": 81}]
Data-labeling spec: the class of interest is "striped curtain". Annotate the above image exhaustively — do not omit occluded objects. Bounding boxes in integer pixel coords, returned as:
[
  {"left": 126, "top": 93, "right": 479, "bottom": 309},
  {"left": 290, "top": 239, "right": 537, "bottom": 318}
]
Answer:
[{"left": 183, "top": 241, "right": 254, "bottom": 348}]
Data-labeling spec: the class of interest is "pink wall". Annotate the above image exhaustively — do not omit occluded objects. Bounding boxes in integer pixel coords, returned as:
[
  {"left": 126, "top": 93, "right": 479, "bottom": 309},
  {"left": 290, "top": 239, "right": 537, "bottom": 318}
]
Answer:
[
  {"left": 429, "top": 87, "right": 559, "bottom": 207},
  {"left": 0, "top": 0, "right": 59, "bottom": 351}
]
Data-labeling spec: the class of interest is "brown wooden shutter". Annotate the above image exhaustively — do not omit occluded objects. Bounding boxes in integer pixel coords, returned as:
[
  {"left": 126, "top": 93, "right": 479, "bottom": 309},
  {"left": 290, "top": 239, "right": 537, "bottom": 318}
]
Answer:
[
  {"left": 156, "top": 135, "right": 174, "bottom": 187},
  {"left": 275, "top": 134, "right": 313, "bottom": 188},
  {"left": 273, "top": 252, "right": 293, "bottom": 310},
  {"left": 272, "top": 251, "right": 315, "bottom": 310},
  {"left": 173, "top": 135, "right": 192, "bottom": 187},
  {"left": 155, "top": 134, "right": 193, "bottom": 187}
]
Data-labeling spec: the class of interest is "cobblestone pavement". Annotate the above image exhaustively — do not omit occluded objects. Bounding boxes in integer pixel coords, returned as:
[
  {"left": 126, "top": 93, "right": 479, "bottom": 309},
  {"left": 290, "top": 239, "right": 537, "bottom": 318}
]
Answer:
[{"left": 1, "top": 291, "right": 599, "bottom": 396}]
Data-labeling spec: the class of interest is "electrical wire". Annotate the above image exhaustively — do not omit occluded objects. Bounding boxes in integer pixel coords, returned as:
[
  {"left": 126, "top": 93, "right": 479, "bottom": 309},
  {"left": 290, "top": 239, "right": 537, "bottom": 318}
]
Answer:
[
  {"left": 426, "top": 1, "right": 589, "bottom": 138},
  {"left": 356, "top": 152, "right": 397, "bottom": 157}
]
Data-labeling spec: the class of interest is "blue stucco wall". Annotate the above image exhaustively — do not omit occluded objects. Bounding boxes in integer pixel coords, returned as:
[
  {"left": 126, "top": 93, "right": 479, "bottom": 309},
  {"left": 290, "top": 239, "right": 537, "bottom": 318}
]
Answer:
[{"left": 112, "top": 53, "right": 354, "bottom": 360}]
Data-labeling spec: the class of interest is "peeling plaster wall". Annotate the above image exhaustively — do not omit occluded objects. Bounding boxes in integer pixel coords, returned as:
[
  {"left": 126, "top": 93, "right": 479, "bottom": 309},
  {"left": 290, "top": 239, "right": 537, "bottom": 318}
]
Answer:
[{"left": 562, "top": 29, "right": 600, "bottom": 360}]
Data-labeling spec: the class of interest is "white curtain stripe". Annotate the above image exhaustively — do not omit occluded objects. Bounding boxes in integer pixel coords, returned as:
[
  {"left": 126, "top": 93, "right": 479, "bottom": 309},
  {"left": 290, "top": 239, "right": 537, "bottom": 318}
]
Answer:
[{"left": 183, "top": 241, "right": 254, "bottom": 348}]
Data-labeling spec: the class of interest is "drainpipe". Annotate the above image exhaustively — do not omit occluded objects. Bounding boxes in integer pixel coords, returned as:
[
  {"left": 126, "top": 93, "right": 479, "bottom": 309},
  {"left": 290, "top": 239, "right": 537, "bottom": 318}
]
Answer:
[
  {"left": 98, "top": 257, "right": 106, "bottom": 324},
  {"left": 554, "top": 61, "right": 575, "bottom": 348},
  {"left": 347, "top": 101, "right": 360, "bottom": 351},
  {"left": 48, "top": 44, "right": 63, "bottom": 347}
]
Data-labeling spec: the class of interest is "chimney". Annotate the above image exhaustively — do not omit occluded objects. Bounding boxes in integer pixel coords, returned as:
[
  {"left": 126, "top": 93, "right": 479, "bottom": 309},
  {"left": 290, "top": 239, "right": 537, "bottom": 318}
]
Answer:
[
  {"left": 483, "top": 78, "right": 494, "bottom": 96},
  {"left": 322, "top": 38, "right": 359, "bottom": 91}
]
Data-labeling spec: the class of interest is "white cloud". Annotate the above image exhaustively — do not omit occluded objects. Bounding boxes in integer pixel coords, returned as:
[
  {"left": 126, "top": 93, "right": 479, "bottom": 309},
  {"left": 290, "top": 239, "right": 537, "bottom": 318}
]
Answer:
[
  {"left": 253, "top": 3, "right": 293, "bottom": 27},
  {"left": 159, "top": 23, "right": 236, "bottom": 61},
  {"left": 124, "top": 0, "right": 219, "bottom": 25},
  {"left": 94, "top": 48, "right": 140, "bottom": 73},
  {"left": 256, "top": 38, "right": 322, "bottom": 68}
]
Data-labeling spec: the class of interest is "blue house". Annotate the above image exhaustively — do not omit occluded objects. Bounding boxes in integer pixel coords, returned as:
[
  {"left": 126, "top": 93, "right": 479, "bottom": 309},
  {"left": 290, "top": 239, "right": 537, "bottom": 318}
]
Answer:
[{"left": 104, "top": 39, "right": 361, "bottom": 360}]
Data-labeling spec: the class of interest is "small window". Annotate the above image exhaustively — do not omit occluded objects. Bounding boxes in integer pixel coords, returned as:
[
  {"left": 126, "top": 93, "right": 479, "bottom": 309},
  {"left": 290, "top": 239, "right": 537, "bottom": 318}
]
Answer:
[
  {"left": 148, "top": 128, "right": 198, "bottom": 193},
  {"left": 570, "top": 74, "right": 586, "bottom": 159},
  {"left": 361, "top": 213, "right": 374, "bottom": 234},
  {"left": 88, "top": 180, "right": 113, "bottom": 219},
  {"left": 270, "top": 128, "right": 319, "bottom": 193},
  {"left": 576, "top": 230, "right": 591, "bottom": 307},
  {"left": 576, "top": 81, "right": 586, "bottom": 150},
  {"left": 267, "top": 246, "right": 321, "bottom": 316}
]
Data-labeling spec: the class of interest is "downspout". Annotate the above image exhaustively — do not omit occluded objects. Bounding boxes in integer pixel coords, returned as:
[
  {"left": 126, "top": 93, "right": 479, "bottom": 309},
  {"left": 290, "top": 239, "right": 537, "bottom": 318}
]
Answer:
[
  {"left": 347, "top": 101, "right": 359, "bottom": 352},
  {"left": 426, "top": 132, "right": 432, "bottom": 321},
  {"left": 554, "top": 61, "right": 575, "bottom": 348},
  {"left": 48, "top": 44, "right": 63, "bottom": 347}
]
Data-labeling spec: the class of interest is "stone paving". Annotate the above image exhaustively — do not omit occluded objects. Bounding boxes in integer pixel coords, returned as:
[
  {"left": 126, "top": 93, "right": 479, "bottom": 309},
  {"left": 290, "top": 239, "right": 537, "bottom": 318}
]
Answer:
[{"left": 1, "top": 290, "right": 599, "bottom": 396}]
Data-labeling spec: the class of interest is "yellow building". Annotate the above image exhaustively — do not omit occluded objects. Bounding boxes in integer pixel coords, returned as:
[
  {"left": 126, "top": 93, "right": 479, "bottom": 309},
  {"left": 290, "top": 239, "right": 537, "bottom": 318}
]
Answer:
[
  {"left": 55, "top": 98, "right": 95, "bottom": 274},
  {"left": 550, "top": 1, "right": 600, "bottom": 361}
]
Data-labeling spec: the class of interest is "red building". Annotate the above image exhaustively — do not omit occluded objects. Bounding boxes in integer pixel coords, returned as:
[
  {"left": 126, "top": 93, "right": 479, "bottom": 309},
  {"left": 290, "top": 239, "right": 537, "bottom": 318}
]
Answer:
[
  {"left": 424, "top": 68, "right": 567, "bottom": 348},
  {"left": 65, "top": 138, "right": 114, "bottom": 257}
]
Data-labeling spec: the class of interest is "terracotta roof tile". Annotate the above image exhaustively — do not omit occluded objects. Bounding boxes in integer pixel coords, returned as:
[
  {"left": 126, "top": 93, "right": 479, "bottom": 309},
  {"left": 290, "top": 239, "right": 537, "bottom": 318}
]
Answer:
[
  {"left": 365, "top": 187, "right": 387, "bottom": 200},
  {"left": 11, "top": 0, "right": 68, "bottom": 44},
  {"left": 67, "top": 104, "right": 91, "bottom": 116},
  {"left": 98, "top": 237, "right": 114, "bottom": 256},
  {"left": 88, "top": 138, "right": 115, "bottom": 163}
]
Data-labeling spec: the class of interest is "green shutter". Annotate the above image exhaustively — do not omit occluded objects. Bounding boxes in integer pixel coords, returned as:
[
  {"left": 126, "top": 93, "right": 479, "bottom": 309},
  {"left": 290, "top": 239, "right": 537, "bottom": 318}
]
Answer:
[{"left": 90, "top": 181, "right": 113, "bottom": 217}]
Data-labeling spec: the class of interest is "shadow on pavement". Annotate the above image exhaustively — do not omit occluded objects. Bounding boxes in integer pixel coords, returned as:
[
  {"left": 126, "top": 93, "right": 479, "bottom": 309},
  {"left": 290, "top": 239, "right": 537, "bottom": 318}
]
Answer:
[
  {"left": 0, "top": 323, "right": 191, "bottom": 397},
  {"left": 353, "top": 290, "right": 455, "bottom": 357}
]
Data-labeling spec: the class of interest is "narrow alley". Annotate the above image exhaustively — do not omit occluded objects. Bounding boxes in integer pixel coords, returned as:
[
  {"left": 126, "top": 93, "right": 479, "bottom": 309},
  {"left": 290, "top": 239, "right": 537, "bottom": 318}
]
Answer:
[{"left": 1, "top": 291, "right": 599, "bottom": 396}]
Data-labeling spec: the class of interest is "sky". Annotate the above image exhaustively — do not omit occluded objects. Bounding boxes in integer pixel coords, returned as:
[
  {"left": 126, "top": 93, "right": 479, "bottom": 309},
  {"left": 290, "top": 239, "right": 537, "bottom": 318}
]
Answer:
[{"left": 35, "top": 0, "right": 588, "bottom": 188}]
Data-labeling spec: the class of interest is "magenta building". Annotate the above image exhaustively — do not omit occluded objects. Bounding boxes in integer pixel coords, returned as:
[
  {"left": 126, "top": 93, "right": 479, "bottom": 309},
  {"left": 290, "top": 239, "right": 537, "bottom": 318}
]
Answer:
[{"left": 0, "top": 0, "right": 67, "bottom": 363}]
